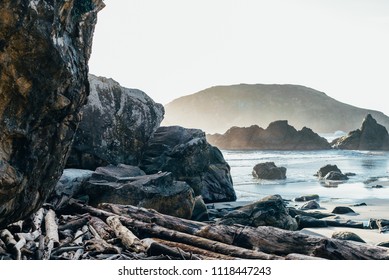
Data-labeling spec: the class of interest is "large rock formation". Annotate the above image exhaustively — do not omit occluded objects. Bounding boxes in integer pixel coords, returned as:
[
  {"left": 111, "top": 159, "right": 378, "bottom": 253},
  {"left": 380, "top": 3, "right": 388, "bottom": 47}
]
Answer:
[
  {"left": 207, "top": 121, "right": 331, "bottom": 150},
  {"left": 0, "top": 0, "right": 104, "bottom": 228},
  {"left": 332, "top": 114, "right": 389, "bottom": 150},
  {"left": 252, "top": 162, "right": 287, "bottom": 180},
  {"left": 163, "top": 84, "right": 389, "bottom": 134},
  {"left": 140, "top": 126, "right": 236, "bottom": 203},
  {"left": 66, "top": 74, "right": 164, "bottom": 169},
  {"left": 82, "top": 166, "right": 195, "bottom": 219}
]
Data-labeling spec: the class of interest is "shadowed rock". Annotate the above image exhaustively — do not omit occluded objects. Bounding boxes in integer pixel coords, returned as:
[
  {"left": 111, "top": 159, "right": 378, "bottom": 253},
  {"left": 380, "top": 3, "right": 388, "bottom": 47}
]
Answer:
[
  {"left": 331, "top": 231, "right": 366, "bottom": 243},
  {"left": 332, "top": 114, "right": 389, "bottom": 150},
  {"left": 0, "top": 0, "right": 104, "bottom": 228},
  {"left": 66, "top": 75, "right": 164, "bottom": 169},
  {"left": 217, "top": 195, "right": 298, "bottom": 231},
  {"left": 140, "top": 126, "right": 236, "bottom": 203},
  {"left": 252, "top": 162, "right": 286, "bottom": 180},
  {"left": 207, "top": 121, "right": 331, "bottom": 150}
]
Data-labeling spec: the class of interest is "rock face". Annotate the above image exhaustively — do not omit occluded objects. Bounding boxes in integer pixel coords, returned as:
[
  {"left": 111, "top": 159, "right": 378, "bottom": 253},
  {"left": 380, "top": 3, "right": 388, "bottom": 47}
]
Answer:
[
  {"left": 218, "top": 195, "right": 298, "bottom": 231},
  {"left": 252, "top": 162, "right": 286, "bottom": 180},
  {"left": 316, "top": 164, "right": 345, "bottom": 179},
  {"left": 66, "top": 74, "right": 164, "bottom": 169},
  {"left": 332, "top": 114, "right": 389, "bottom": 150},
  {"left": 0, "top": 0, "right": 104, "bottom": 228},
  {"left": 207, "top": 121, "right": 331, "bottom": 150},
  {"left": 82, "top": 167, "right": 195, "bottom": 219},
  {"left": 140, "top": 126, "right": 236, "bottom": 203}
]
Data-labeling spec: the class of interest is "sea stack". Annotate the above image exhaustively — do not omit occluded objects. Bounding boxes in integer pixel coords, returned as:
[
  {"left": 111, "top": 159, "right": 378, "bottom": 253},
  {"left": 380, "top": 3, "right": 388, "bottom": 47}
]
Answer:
[{"left": 332, "top": 114, "right": 389, "bottom": 150}]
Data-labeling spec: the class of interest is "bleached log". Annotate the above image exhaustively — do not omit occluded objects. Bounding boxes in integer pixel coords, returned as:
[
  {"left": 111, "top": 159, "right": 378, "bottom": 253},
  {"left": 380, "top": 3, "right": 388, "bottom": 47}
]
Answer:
[
  {"left": 106, "top": 216, "right": 146, "bottom": 253},
  {"left": 44, "top": 209, "right": 59, "bottom": 245},
  {"left": 142, "top": 238, "right": 201, "bottom": 260}
]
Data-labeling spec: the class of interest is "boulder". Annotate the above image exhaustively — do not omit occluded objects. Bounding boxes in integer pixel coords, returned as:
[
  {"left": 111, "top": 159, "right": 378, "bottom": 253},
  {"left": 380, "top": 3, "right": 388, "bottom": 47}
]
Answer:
[
  {"left": 331, "top": 231, "right": 366, "bottom": 243},
  {"left": 294, "top": 194, "right": 319, "bottom": 202},
  {"left": 207, "top": 121, "right": 331, "bottom": 150},
  {"left": 0, "top": 0, "right": 104, "bottom": 228},
  {"left": 376, "top": 241, "right": 389, "bottom": 248},
  {"left": 66, "top": 75, "right": 164, "bottom": 169},
  {"left": 300, "top": 200, "right": 320, "bottom": 210},
  {"left": 332, "top": 114, "right": 389, "bottom": 150},
  {"left": 140, "top": 126, "right": 236, "bottom": 203},
  {"left": 90, "top": 164, "right": 145, "bottom": 182},
  {"left": 316, "top": 164, "right": 342, "bottom": 179},
  {"left": 82, "top": 171, "right": 195, "bottom": 219},
  {"left": 217, "top": 195, "right": 298, "bottom": 231},
  {"left": 288, "top": 208, "right": 335, "bottom": 219},
  {"left": 324, "top": 171, "right": 349, "bottom": 181},
  {"left": 252, "top": 162, "right": 286, "bottom": 180},
  {"left": 369, "top": 219, "right": 389, "bottom": 233},
  {"left": 332, "top": 206, "right": 355, "bottom": 214}
]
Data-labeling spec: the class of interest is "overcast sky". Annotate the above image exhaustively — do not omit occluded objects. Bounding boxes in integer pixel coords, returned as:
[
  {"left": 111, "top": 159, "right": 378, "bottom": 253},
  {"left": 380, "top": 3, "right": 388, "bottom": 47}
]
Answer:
[{"left": 89, "top": 0, "right": 389, "bottom": 115}]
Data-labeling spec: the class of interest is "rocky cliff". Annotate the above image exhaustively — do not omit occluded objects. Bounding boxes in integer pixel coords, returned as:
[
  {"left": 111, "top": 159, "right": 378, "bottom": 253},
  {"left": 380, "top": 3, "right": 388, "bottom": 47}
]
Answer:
[
  {"left": 0, "top": 0, "right": 104, "bottom": 228},
  {"left": 163, "top": 84, "right": 389, "bottom": 134},
  {"left": 207, "top": 121, "right": 331, "bottom": 150},
  {"left": 332, "top": 114, "right": 389, "bottom": 150},
  {"left": 67, "top": 74, "right": 164, "bottom": 169}
]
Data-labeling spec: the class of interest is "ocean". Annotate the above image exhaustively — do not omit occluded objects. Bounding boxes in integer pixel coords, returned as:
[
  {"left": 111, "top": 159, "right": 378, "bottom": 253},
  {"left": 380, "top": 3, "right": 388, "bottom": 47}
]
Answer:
[{"left": 222, "top": 149, "right": 389, "bottom": 203}]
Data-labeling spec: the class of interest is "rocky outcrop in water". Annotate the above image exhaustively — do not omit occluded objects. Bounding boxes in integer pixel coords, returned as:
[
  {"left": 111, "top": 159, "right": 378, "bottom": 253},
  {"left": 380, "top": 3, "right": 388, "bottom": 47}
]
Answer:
[
  {"left": 140, "top": 126, "right": 236, "bottom": 203},
  {"left": 0, "top": 0, "right": 104, "bottom": 228},
  {"left": 252, "top": 162, "right": 287, "bottom": 180},
  {"left": 66, "top": 74, "right": 164, "bottom": 169},
  {"left": 207, "top": 121, "right": 331, "bottom": 150},
  {"left": 332, "top": 114, "right": 389, "bottom": 150}
]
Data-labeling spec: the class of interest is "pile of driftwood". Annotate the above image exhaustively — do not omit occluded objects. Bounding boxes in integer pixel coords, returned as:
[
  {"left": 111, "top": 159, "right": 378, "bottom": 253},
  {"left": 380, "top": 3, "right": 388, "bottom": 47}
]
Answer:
[{"left": 1, "top": 199, "right": 389, "bottom": 260}]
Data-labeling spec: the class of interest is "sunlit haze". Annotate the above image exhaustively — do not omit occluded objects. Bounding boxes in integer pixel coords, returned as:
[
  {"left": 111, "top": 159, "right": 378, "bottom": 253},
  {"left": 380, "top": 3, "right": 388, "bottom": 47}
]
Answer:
[{"left": 89, "top": 0, "right": 389, "bottom": 116}]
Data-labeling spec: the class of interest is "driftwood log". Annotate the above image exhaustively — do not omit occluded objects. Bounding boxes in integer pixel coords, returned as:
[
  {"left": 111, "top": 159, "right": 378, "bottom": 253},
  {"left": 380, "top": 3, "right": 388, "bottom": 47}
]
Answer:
[
  {"left": 2, "top": 200, "right": 389, "bottom": 260},
  {"left": 90, "top": 202, "right": 389, "bottom": 260}
]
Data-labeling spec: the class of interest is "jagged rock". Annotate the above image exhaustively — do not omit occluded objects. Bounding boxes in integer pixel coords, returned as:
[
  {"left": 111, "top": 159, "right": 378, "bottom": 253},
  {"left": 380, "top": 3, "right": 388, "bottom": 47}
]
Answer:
[
  {"left": 81, "top": 171, "right": 195, "bottom": 219},
  {"left": 66, "top": 75, "right": 164, "bottom": 169},
  {"left": 332, "top": 206, "right": 355, "bottom": 214},
  {"left": 300, "top": 200, "right": 320, "bottom": 210},
  {"left": 207, "top": 121, "right": 331, "bottom": 150},
  {"left": 332, "top": 114, "right": 389, "bottom": 150},
  {"left": 140, "top": 126, "right": 236, "bottom": 203},
  {"left": 295, "top": 215, "right": 328, "bottom": 229},
  {"left": 0, "top": 0, "right": 104, "bottom": 228},
  {"left": 324, "top": 171, "right": 349, "bottom": 181},
  {"left": 316, "top": 164, "right": 342, "bottom": 179},
  {"left": 217, "top": 195, "right": 298, "bottom": 231},
  {"left": 252, "top": 162, "right": 286, "bottom": 180},
  {"left": 331, "top": 231, "right": 366, "bottom": 243},
  {"left": 294, "top": 194, "right": 319, "bottom": 202}
]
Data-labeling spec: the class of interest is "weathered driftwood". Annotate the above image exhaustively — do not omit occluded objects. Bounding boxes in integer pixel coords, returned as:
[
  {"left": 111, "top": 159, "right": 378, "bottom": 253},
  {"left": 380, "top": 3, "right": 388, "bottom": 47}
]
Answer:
[
  {"left": 106, "top": 216, "right": 146, "bottom": 253},
  {"left": 58, "top": 214, "right": 90, "bottom": 232},
  {"left": 150, "top": 238, "right": 237, "bottom": 260},
  {"left": 142, "top": 238, "right": 202, "bottom": 260},
  {"left": 96, "top": 202, "right": 389, "bottom": 260},
  {"left": 44, "top": 209, "right": 59, "bottom": 245},
  {"left": 71, "top": 202, "right": 282, "bottom": 260},
  {"left": 89, "top": 216, "right": 114, "bottom": 240},
  {"left": 0, "top": 229, "right": 21, "bottom": 259}
]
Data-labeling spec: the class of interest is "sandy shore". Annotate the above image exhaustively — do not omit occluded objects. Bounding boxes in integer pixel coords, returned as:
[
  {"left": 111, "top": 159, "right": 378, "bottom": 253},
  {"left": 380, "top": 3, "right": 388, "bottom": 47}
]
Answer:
[{"left": 292, "top": 197, "right": 389, "bottom": 245}]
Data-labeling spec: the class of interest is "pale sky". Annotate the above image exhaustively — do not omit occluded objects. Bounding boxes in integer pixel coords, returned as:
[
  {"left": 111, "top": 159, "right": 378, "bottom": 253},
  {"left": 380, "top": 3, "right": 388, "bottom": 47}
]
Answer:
[{"left": 89, "top": 0, "right": 389, "bottom": 116}]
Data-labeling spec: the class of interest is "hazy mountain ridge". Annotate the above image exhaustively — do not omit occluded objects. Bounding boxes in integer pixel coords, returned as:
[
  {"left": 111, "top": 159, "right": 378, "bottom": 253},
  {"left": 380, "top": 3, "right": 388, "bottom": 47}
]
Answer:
[{"left": 163, "top": 84, "right": 389, "bottom": 134}]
